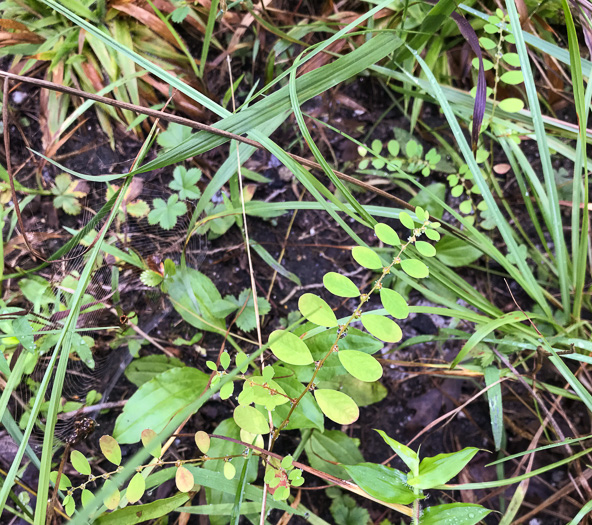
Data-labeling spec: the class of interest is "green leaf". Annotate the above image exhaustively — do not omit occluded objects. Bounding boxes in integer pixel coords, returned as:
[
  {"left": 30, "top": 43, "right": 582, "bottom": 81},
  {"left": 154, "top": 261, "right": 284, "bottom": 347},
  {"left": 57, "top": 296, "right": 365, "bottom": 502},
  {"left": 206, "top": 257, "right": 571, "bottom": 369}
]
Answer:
[
  {"left": 499, "top": 97, "right": 524, "bottom": 113},
  {"left": 379, "top": 288, "right": 409, "bottom": 319},
  {"left": 126, "top": 472, "right": 146, "bottom": 503},
  {"left": 419, "top": 503, "right": 491, "bottom": 525},
  {"left": 415, "top": 241, "right": 436, "bottom": 257},
  {"left": 12, "top": 317, "right": 35, "bottom": 352},
  {"left": 99, "top": 435, "right": 121, "bottom": 466},
  {"left": 124, "top": 355, "right": 185, "bottom": 387},
  {"left": 338, "top": 351, "right": 383, "bottom": 382},
  {"left": 304, "top": 430, "right": 364, "bottom": 479},
  {"left": 400, "top": 258, "right": 429, "bottom": 279},
  {"left": 171, "top": 5, "right": 190, "bottom": 23},
  {"left": 298, "top": 293, "right": 337, "bottom": 327},
  {"left": 375, "top": 430, "right": 418, "bottom": 475},
  {"left": 323, "top": 272, "right": 360, "bottom": 298},
  {"left": 156, "top": 122, "right": 192, "bottom": 151},
  {"left": 170, "top": 166, "right": 202, "bottom": 200},
  {"left": 141, "top": 429, "right": 162, "bottom": 458},
  {"left": 318, "top": 374, "right": 387, "bottom": 407},
  {"left": 95, "top": 493, "right": 190, "bottom": 524},
  {"left": 70, "top": 450, "right": 91, "bottom": 475},
  {"left": 81, "top": 489, "right": 94, "bottom": 509},
  {"left": 223, "top": 461, "right": 236, "bottom": 480},
  {"left": 140, "top": 269, "right": 164, "bottom": 288},
  {"left": 399, "top": 212, "right": 415, "bottom": 229},
  {"left": 500, "top": 70, "right": 524, "bottom": 85},
  {"left": 227, "top": 289, "right": 271, "bottom": 333},
  {"left": 233, "top": 405, "right": 270, "bottom": 434},
  {"left": 479, "top": 37, "right": 496, "bottom": 49},
  {"left": 148, "top": 194, "right": 187, "bottom": 230},
  {"left": 425, "top": 228, "right": 440, "bottom": 241},
  {"left": 344, "top": 463, "right": 417, "bottom": 505},
  {"left": 361, "top": 314, "right": 402, "bottom": 343},
  {"left": 271, "top": 371, "right": 324, "bottom": 431},
  {"left": 502, "top": 52, "right": 521, "bottom": 67},
  {"left": 114, "top": 367, "right": 209, "bottom": 443},
  {"left": 352, "top": 246, "right": 383, "bottom": 270},
  {"left": 408, "top": 447, "right": 479, "bottom": 489},
  {"left": 435, "top": 236, "right": 482, "bottom": 267},
  {"left": 49, "top": 471, "right": 71, "bottom": 490},
  {"left": 103, "top": 480, "right": 121, "bottom": 510},
  {"left": 314, "top": 389, "right": 359, "bottom": 425},
  {"left": 268, "top": 330, "right": 314, "bottom": 365},
  {"left": 374, "top": 223, "right": 401, "bottom": 246}
]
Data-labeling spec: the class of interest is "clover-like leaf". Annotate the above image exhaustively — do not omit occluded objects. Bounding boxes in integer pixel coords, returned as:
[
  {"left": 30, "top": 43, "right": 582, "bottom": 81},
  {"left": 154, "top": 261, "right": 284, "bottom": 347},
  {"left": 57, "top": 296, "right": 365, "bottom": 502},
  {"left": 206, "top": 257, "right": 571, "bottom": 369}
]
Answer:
[
  {"left": 51, "top": 173, "right": 88, "bottom": 215},
  {"left": 268, "top": 330, "right": 313, "bottom": 365},
  {"left": 99, "top": 435, "right": 122, "bottom": 466},
  {"left": 298, "top": 293, "right": 337, "bottom": 327},
  {"left": 323, "top": 272, "right": 360, "bottom": 298},
  {"left": 361, "top": 314, "right": 402, "bottom": 343},
  {"left": 157, "top": 122, "right": 192, "bottom": 150},
  {"left": 148, "top": 194, "right": 187, "bottom": 230},
  {"left": 170, "top": 165, "right": 202, "bottom": 200},
  {"left": 314, "top": 389, "right": 359, "bottom": 425}
]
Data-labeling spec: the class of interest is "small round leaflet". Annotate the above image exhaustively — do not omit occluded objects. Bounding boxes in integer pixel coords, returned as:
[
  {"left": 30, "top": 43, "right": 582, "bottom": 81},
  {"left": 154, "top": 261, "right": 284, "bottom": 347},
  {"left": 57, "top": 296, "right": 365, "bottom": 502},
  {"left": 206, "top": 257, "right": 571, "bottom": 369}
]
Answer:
[
  {"left": 314, "top": 389, "right": 359, "bottom": 425},
  {"left": 361, "top": 314, "right": 402, "bottom": 343},
  {"left": 380, "top": 288, "right": 409, "bottom": 319},
  {"left": 70, "top": 450, "right": 91, "bottom": 475},
  {"left": 194, "top": 431, "right": 210, "bottom": 454},
  {"left": 415, "top": 241, "right": 436, "bottom": 257},
  {"left": 399, "top": 212, "right": 415, "bottom": 229},
  {"left": 234, "top": 405, "right": 270, "bottom": 434},
  {"left": 374, "top": 223, "right": 400, "bottom": 246},
  {"left": 224, "top": 461, "right": 236, "bottom": 480},
  {"left": 401, "top": 258, "right": 429, "bottom": 279},
  {"left": 323, "top": 272, "right": 360, "bottom": 298},
  {"left": 338, "top": 350, "right": 383, "bottom": 382},
  {"left": 268, "top": 330, "right": 313, "bottom": 365},
  {"left": 141, "top": 428, "right": 161, "bottom": 458},
  {"left": 298, "top": 293, "right": 337, "bottom": 327},
  {"left": 126, "top": 472, "right": 146, "bottom": 503},
  {"left": 103, "top": 480, "right": 120, "bottom": 510},
  {"left": 99, "top": 435, "right": 121, "bottom": 466},
  {"left": 176, "top": 466, "right": 195, "bottom": 492},
  {"left": 352, "top": 246, "right": 383, "bottom": 270}
]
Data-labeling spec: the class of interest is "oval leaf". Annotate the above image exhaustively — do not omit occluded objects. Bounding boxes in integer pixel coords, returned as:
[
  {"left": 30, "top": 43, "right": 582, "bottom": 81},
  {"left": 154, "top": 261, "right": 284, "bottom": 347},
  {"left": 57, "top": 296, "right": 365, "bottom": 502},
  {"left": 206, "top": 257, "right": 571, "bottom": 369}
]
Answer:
[
  {"left": 141, "top": 429, "right": 162, "bottom": 459},
  {"left": 420, "top": 503, "right": 491, "bottom": 525},
  {"left": 99, "top": 435, "right": 121, "bottom": 466},
  {"left": 81, "top": 489, "right": 94, "bottom": 509},
  {"left": 103, "top": 480, "right": 120, "bottom": 510},
  {"left": 400, "top": 258, "right": 429, "bottom": 279},
  {"left": 408, "top": 447, "right": 479, "bottom": 489},
  {"left": 268, "top": 330, "right": 313, "bottom": 365},
  {"left": 194, "top": 431, "right": 210, "bottom": 454},
  {"left": 314, "top": 389, "right": 359, "bottom": 425},
  {"left": 361, "top": 314, "right": 402, "bottom": 343},
  {"left": 70, "top": 450, "right": 91, "bottom": 476},
  {"left": 415, "top": 241, "right": 436, "bottom": 257},
  {"left": 175, "top": 466, "right": 195, "bottom": 492},
  {"left": 233, "top": 405, "right": 270, "bottom": 434},
  {"left": 374, "top": 223, "right": 400, "bottom": 246},
  {"left": 499, "top": 97, "right": 524, "bottom": 113},
  {"left": 380, "top": 289, "right": 409, "bottom": 319},
  {"left": 298, "top": 293, "right": 337, "bottom": 327},
  {"left": 224, "top": 461, "right": 236, "bottom": 480},
  {"left": 399, "top": 212, "right": 415, "bottom": 229},
  {"left": 338, "top": 350, "right": 383, "bottom": 382},
  {"left": 352, "top": 246, "right": 383, "bottom": 270},
  {"left": 500, "top": 70, "right": 524, "bottom": 85},
  {"left": 126, "top": 472, "right": 146, "bottom": 503},
  {"left": 323, "top": 272, "right": 360, "bottom": 298}
]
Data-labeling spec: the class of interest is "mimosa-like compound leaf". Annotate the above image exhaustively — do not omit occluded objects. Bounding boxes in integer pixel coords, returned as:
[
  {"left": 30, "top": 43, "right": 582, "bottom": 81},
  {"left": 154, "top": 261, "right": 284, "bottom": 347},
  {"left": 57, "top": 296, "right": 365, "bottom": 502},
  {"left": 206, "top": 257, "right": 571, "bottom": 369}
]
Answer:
[
  {"left": 298, "top": 293, "right": 338, "bottom": 327},
  {"left": 323, "top": 272, "right": 360, "bottom": 297},
  {"left": 361, "top": 314, "right": 402, "bottom": 343},
  {"left": 268, "top": 330, "right": 313, "bottom": 365},
  {"left": 338, "top": 350, "right": 383, "bottom": 382},
  {"left": 314, "top": 389, "right": 359, "bottom": 425}
]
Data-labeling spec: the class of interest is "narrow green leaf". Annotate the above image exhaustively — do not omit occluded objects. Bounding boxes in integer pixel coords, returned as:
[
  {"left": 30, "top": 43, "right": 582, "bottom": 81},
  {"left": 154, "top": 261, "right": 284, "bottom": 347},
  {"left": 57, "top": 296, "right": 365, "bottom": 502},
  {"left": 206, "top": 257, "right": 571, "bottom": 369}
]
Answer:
[
  {"left": 408, "top": 447, "right": 479, "bottom": 489},
  {"left": 344, "top": 463, "right": 417, "bottom": 505},
  {"left": 420, "top": 503, "right": 491, "bottom": 525}
]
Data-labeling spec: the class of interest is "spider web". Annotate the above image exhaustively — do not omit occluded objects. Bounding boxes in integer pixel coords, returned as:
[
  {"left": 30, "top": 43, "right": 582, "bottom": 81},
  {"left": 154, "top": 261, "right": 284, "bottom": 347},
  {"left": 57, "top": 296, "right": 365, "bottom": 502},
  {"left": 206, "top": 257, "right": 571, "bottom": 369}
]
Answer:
[{"left": 6, "top": 176, "right": 206, "bottom": 447}]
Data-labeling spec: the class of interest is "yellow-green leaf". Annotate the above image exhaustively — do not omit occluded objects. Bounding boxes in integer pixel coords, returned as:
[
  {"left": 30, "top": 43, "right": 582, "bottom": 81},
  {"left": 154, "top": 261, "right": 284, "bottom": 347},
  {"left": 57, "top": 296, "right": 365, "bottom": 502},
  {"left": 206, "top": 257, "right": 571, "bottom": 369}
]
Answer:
[
  {"left": 352, "top": 246, "right": 383, "bottom": 270},
  {"left": 361, "top": 314, "right": 402, "bottom": 343},
  {"left": 233, "top": 405, "right": 270, "bottom": 434},
  {"left": 374, "top": 223, "right": 400, "bottom": 246},
  {"left": 194, "top": 431, "right": 210, "bottom": 454},
  {"left": 400, "top": 258, "right": 429, "bottom": 278},
  {"left": 268, "top": 330, "right": 313, "bottom": 365},
  {"left": 99, "top": 435, "right": 121, "bottom": 466},
  {"left": 298, "top": 293, "right": 337, "bottom": 327},
  {"left": 175, "top": 466, "right": 195, "bottom": 492},
  {"left": 126, "top": 472, "right": 146, "bottom": 503},
  {"left": 70, "top": 450, "right": 91, "bottom": 476},
  {"left": 224, "top": 461, "right": 236, "bottom": 480},
  {"left": 323, "top": 272, "right": 360, "bottom": 298},
  {"left": 314, "top": 389, "right": 359, "bottom": 425},
  {"left": 141, "top": 429, "right": 161, "bottom": 459},
  {"left": 379, "top": 289, "right": 409, "bottom": 319},
  {"left": 338, "top": 350, "right": 383, "bottom": 382}
]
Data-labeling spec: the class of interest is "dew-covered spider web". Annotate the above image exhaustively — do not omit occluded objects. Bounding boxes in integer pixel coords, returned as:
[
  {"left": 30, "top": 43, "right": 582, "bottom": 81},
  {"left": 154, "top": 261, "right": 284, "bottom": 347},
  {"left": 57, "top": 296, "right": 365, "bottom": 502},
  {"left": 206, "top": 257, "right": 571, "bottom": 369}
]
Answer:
[{"left": 3, "top": 175, "right": 206, "bottom": 447}]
